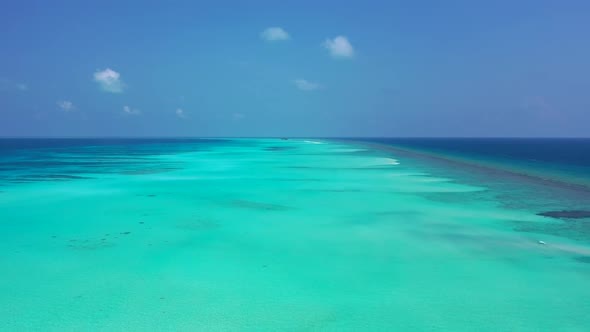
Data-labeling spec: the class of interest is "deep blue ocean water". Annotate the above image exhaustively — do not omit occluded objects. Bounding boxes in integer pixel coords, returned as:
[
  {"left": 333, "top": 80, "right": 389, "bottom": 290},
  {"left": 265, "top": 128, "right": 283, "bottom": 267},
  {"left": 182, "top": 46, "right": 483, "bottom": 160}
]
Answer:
[
  {"left": 0, "top": 138, "right": 232, "bottom": 185},
  {"left": 351, "top": 138, "right": 590, "bottom": 189},
  {"left": 362, "top": 138, "right": 590, "bottom": 167},
  {"left": 2, "top": 138, "right": 590, "bottom": 189}
]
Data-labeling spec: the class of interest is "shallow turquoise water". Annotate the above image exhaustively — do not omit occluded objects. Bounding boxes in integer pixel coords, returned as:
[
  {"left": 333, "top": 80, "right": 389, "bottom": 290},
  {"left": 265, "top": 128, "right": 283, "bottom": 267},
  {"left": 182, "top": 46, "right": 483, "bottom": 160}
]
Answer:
[{"left": 1, "top": 139, "right": 590, "bottom": 331}]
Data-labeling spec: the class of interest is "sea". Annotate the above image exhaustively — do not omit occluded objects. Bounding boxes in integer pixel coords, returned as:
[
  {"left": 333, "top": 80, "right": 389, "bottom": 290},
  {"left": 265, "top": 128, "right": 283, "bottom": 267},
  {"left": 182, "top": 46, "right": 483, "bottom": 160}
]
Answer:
[{"left": 1, "top": 138, "right": 589, "bottom": 331}]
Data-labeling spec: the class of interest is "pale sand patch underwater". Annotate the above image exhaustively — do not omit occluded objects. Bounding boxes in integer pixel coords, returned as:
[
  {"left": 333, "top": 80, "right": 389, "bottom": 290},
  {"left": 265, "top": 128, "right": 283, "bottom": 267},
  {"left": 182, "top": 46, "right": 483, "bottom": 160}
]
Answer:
[{"left": 0, "top": 138, "right": 589, "bottom": 331}]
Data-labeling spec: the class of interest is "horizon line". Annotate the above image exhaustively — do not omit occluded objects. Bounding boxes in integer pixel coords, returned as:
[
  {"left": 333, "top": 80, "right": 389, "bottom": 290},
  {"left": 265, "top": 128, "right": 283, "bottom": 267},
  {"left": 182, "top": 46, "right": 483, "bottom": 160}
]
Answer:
[{"left": 1, "top": 136, "right": 590, "bottom": 139}]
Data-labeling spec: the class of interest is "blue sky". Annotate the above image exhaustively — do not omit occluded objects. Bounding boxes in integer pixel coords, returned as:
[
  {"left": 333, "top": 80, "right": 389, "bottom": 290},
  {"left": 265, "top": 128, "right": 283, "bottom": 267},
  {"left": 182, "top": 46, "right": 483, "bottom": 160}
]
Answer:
[{"left": 1, "top": 0, "right": 589, "bottom": 137}]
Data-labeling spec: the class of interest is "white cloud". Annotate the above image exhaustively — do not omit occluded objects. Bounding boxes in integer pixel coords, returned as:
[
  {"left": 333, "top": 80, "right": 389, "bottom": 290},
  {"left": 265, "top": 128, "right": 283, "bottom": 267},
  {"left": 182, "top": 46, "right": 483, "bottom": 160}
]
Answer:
[
  {"left": 0, "top": 79, "right": 28, "bottom": 92},
  {"left": 123, "top": 105, "right": 140, "bottom": 115},
  {"left": 175, "top": 108, "right": 187, "bottom": 118},
  {"left": 261, "top": 27, "right": 290, "bottom": 41},
  {"left": 57, "top": 100, "right": 74, "bottom": 111},
  {"left": 294, "top": 79, "right": 321, "bottom": 91},
  {"left": 323, "top": 36, "right": 354, "bottom": 58},
  {"left": 94, "top": 68, "right": 125, "bottom": 93}
]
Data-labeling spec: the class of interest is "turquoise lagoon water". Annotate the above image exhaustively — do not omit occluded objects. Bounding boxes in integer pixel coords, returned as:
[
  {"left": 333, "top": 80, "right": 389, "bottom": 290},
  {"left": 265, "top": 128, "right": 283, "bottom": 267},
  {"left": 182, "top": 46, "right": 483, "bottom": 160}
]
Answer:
[{"left": 1, "top": 138, "right": 590, "bottom": 331}]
